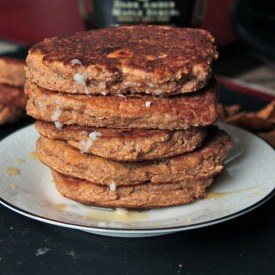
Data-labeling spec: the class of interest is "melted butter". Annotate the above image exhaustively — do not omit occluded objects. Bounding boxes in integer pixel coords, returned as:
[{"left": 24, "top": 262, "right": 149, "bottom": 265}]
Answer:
[
  {"left": 29, "top": 151, "right": 39, "bottom": 160},
  {"left": 15, "top": 158, "right": 25, "bottom": 164},
  {"left": 6, "top": 166, "right": 20, "bottom": 176}
]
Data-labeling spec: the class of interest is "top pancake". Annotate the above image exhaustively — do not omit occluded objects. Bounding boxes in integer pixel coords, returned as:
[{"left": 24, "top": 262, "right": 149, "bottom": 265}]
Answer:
[{"left": 26, "top": 25, "right": 218, "bottom": 96}]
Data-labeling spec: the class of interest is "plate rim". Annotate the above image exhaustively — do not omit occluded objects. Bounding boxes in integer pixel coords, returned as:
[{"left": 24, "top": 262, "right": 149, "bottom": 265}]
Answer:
[{"left": 1, "top": 189, "right": 275, "bottom": 234}]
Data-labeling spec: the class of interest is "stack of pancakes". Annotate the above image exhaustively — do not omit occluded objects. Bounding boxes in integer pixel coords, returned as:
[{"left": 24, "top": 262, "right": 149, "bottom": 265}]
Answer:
[
  {"left": 0, "top": 57, "right": 27, "bottom": 124},
  {"left": 25, "top": 25, "right": 233, "bottom": 209}
]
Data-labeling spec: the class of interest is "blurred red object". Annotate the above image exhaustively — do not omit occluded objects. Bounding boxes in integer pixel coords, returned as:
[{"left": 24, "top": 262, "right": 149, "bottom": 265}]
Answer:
[
  {"left": 0, "top": 0, "right": 84, "bottom": 46},
  {"left": 201, "top": 0, "right": 236, "bottom": 46},
  {"left": 0, "top": 0, "right": 236, "bottom": 46}
]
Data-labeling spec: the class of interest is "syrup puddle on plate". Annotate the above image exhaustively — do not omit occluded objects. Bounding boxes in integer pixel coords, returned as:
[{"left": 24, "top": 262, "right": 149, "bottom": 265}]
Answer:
[
  {"left": 54, "top": 203, "right": 148, "bottom": 223},
  {"left": 6, "top": 166, "right": 20, "bottom": 176},
  {"left": 206, "top": 185, "right": 263, "bottom": 200},
  {"left": 29, "top": 151, "right": 39, "bottom": 160}
]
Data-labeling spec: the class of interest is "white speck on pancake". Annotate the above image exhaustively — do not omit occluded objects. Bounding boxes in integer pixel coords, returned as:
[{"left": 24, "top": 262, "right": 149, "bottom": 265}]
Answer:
[
  {"left": 145, "top": 101, "right": 152, "bottom": 108},
  {"left": 54, "top": 121, "right": 63, "bottom": 129},
  {"left": 109, "top": 181, "right": 117, "bottom": 192},
  {"left": 116, "top": 93, "right": 126, "bottom": 98},
  {"left": 80, "top": 131, "right": 102, "bottom": 153},
  {"left": 98, "top": 82, "right": 107, "bottom": 90},
  {"left": 155, "top": 88, "right": 164, "bottom": 95},
  {"left": 73, "top": 73, "right": 87, "bottom": 86},
  {"left": 89, "top": 131, "right": 102, "bottom": 140},
  {"left": 147, "top": 82, "right": 155, "bottom": 88},
  {"left": 37, "top": 95, "right": 47, "bottom": 117},
  {"left": 80, "top": 139, "right": 93, "bottom": 153},
  {"left": 51, "top": 105, "right": 63, "bottom": 129},
  {"left": 70, "top": 59, "right": 82, "bottom": 65}
]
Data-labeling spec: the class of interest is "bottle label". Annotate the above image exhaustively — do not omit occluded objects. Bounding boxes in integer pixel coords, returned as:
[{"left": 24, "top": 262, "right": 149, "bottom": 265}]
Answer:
[{"left": 92, "top": 0, "right": 196, "bottom": 28}]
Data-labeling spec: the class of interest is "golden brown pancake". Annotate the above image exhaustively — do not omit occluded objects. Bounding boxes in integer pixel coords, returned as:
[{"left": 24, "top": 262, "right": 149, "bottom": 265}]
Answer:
[
  {"left": 52, "top": 171, "right": 214, "bottom": 209},
  {"left": 26, "top": 79, "right": 218, "bottom": 130},
  {"left": 35, "top": 121, "right": 207, "bottom": 161},
  {"left": 36, "top": 127, "right": 232, "bottom": 186},
  {"left": 0, "top": 57, "right": 25, "bottom": 86},
  {"left": 26, "top": 25, "right": 217, "bottom": 96},
  {"left": 0, "top": 83, "right": 27, "bottom": 124}
]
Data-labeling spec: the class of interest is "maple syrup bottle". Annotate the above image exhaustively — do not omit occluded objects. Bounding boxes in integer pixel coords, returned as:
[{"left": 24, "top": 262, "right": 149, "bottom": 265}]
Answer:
[{"left": 79, "top": 0, "right": 206, "bottom": 29}]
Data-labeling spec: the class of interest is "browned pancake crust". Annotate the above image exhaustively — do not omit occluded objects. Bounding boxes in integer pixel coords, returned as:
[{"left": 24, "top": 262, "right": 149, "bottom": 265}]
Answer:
[
  {"left": 0, "top": 83, "right": 27, "bottom": 124},
  {"left": 36, "top": 128, "right": 232, "bottom": 186},
  {"left": 26, "top": 25, "right": 217, "bottom": 96},
  {"left": 0, "top": 57, "right": 25, "bottom": 86},
  {"left": 52, "top": 171, "right": 213, "bottom": 208},
  {"left": 35, "top": 121, "right": 207, "bottom": 161},
  {"left": 26, "top": 79, "right": 218, "bottom": 130}
]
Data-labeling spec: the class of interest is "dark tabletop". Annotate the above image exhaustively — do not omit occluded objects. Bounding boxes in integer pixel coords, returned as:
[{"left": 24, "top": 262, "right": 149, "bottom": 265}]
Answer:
[{"left": 0, "top": 48, "right": 275, "bottom": 275}]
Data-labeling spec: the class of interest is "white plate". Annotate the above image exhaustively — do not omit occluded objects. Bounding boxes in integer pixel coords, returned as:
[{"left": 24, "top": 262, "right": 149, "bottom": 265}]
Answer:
[{"left": 0, "top": 123, "right": 274, "bottom": 238}]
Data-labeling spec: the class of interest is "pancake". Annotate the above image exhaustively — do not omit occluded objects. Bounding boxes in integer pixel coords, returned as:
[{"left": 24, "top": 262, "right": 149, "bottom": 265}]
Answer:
[
  {"left": 52, "top": 171, "right": 214, "bottom": 209},
  {"left": 0, "top": 83, "right": 27, "bottom": 124},
  {"left": 35, "top": 121, "right": 207, "bottom": 161},
  {"left": 26, "top": 25, "right": 218, "bottom": 96},
  {"left": 36, "top": 127, "right": 232, "bottom": 186},
  {"left": 0, "top": 57, "right": 25, "bottom": 86},
  {"left": 25, "top": 79, "right": 218, "bottom": 130}
]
